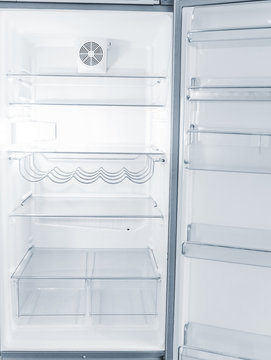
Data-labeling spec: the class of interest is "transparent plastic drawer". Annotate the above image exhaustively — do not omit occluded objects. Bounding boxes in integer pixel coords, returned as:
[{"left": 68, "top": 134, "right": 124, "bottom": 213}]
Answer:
[
  {"left": 12, "top": 247, "right": 160, "bottom": 318},
  {"left": 17, "top": 279, "right": 86, "bottom": 316},
  {"left": 90, "top": 248, "right": 159, "bottom": 317},
  {"left": 90, "top": 279, "right": 158, "bottom": 316}
]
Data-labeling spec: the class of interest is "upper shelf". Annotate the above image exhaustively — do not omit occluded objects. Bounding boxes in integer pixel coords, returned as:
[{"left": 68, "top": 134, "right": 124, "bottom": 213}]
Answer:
[
  {"left": 187, "top": 78, "right": 271, "bottom": 102},
  {"left": 12, "top": 247, "right": 160, "bottom": 280},
  {"left": 8, "top": 73, "right": 168, "bottom": 108},
  {"left": 7, "top": 73, "right": 167, "bottom": 79},
  {"left": 8, "top": 146, "right": 165, "bottom": 157},
  {"left": 181, "top": 322, "right": 271, "bottom": 360},
  {"left": 188, "top": 26, "right": 271, "bottom": 44},
  {"left": 182, "top": 223, "right": 271, "bottom": 268},
  {"left": 10, "top": 195, "right": 163, "bottom": 219}
]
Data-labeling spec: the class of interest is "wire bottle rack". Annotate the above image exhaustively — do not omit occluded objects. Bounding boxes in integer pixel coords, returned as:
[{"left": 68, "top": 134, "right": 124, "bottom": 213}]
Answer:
[{"left": 11, "top": 151, "right": 165, "bottom": 185}]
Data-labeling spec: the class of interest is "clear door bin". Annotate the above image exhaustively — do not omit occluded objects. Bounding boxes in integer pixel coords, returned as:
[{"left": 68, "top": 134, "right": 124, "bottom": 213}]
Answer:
[{"left": 17, "top": 279, "right": 86, "bottom": 316}]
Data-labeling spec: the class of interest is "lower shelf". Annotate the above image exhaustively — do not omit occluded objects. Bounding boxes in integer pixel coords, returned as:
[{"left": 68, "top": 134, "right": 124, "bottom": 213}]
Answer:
[
  {"left": 181, "top": 322, "right": 271, "bottom": 360},
  {"left": 182, "top": 223, "right": 271, "bottom": 268},
  {"left": 10, "top": 195, "right": 163, "bottom": 219},
  {"left": 13, "top": 247, "right": 160, "bottom": 318}
]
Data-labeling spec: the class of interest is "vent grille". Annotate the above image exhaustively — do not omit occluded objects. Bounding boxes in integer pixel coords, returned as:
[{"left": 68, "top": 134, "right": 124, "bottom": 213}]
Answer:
[{"left": 79, "top": 41, "right": 104, "bottom": 66}]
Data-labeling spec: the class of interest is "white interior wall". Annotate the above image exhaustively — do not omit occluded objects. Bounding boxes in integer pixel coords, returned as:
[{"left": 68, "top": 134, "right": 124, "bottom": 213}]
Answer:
[
  {"left": 0, "top": 9, "right": 173, "bottom": 352},
  {"left": 6, "top": 10, "right": 172, "bottom": 75}
]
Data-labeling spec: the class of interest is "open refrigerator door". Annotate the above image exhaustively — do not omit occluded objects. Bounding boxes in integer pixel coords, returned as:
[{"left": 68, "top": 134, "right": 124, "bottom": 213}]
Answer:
[{"left": 175, "top": 1, "right": 271, "bottom": 360}]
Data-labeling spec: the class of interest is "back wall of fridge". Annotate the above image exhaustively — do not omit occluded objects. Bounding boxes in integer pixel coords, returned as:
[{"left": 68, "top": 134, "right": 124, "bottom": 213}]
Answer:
[{"left": 0, "top": 8, "right": 173, "bottom": 355}]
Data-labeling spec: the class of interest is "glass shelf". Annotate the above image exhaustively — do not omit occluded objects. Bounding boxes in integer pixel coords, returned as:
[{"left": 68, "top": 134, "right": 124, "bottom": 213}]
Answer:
[
  {"left": 10, "top": 195, "right": 163, "bottom": 219},
  {"left": 9, "top": 149, "right": 165, "bottom": 184},
  {"left": 9, "top": 103, "right": 165, "bottom": 108},
  {"left": 181, "top": 322, "right": 271, "bottom": 360},
  {"left": 12, "top": 247, "right": 160, "bottom": 317},
  {"left": 8, "top": 146, "right": 165, "bottom": 157},
  {"left": 7, "top": 73, "right": 167, "bottom": 79},
  {"left": 8, "top": 74, "right": 167, "bottom": 107},
  {"left": 12, "top": 248, "right": 88, "bottom": 279},
  {"left": 186, "top": 130, "right": 271, "bottom": 175},
  {"left": 182, "top": 223, "right": 271, "bottom": 267},
  {"left": 188, "top": 26, "right": 271, "bottom": 43},
  {"left": 12, "top": 247, "right": 160, "bottom": 280},
  {"left": 187, "top": 78, "right": 271, "bottom": 102},
  {"left": 91, "top": 248, "right": 159, "bottom": 280}
]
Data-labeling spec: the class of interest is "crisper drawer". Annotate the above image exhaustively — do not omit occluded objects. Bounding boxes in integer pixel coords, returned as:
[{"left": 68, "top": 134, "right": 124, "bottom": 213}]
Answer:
[
  {"left": 90, "top": 279, "right": 158, "bottom": 316},
  {"left": 12, "top": 247, "right": 160, "bottom": 318},
  {"left": 16, "top": 279, "right": 87, "bottom": 316}
]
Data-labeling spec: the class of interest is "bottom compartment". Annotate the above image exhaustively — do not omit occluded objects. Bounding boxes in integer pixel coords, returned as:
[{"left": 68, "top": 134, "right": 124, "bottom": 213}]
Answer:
[{"left": 12, "top": 247, "right": 160, "bottom": 320}]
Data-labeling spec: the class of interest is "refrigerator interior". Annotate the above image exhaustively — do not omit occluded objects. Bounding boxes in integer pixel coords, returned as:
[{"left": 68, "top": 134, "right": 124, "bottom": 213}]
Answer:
[
  {"left": 176, "top": 2, "right": 271, "bottom": 360},
  {"left": 0, "top": 10, "right": 173, "bottom": 351}
]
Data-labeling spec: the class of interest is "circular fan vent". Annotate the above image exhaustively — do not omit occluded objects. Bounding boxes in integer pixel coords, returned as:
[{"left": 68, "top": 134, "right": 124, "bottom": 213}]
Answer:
[{"left": 79, "top": 41, "right": 103, "bottom": 66}]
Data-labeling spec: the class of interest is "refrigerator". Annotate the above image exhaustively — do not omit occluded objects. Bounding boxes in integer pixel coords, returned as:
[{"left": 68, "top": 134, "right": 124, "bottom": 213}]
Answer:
[{"left": 1, "top": 1, "right": 271, "bottom": 360}]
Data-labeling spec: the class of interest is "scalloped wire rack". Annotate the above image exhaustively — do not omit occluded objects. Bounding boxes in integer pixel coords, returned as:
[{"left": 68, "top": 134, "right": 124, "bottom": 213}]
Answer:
[{"left": 16, "top": 153, "right": 164, "bottom": 184}]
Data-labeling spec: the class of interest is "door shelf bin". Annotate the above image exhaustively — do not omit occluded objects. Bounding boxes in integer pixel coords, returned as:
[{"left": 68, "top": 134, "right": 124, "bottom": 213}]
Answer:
[
  {"left": 187, "top": 78, "right": 271, "bottom": 102},
  {"left": 186, "top": 131, "right": 271, "bottom": 174},
  {"left": 188, "top": 26, "right": 271, "bottom": 44},
  {"left": 16, "top": 279, "right": 86, "bottom": 317},
  {"left": 183, "top": 223, "right": 271, "bottom": 268},
  {"left": 12, "top": 247, "right": 160, "bottom": 317},
  {"left": 181, "top": 322, "right": 271, "bottom": 360},
  {"left": 90, "top": 280, "right": 158, "bottom": 316}
]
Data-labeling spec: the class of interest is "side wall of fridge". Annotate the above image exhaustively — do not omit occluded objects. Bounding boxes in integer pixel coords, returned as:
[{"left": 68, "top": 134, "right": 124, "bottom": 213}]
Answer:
[{"left": 175, "top": 1, "right": 271, "bottom": 360}]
